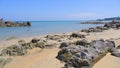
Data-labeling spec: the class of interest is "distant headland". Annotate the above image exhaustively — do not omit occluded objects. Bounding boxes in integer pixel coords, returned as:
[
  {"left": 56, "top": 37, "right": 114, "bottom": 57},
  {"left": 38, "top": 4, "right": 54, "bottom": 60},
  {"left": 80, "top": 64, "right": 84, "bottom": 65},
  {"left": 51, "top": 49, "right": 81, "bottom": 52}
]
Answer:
[
  {"left": 0, "top": 18, "right": 31, "bottom": 27},
  {"left": 81, "top": 17, "right": 120, "bottom": 24}
]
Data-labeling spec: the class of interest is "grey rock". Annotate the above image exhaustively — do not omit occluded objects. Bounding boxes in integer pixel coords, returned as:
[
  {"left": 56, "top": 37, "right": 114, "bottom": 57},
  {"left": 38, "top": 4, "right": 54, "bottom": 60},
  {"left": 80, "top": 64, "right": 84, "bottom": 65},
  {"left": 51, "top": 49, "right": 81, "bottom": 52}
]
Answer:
[
  {"left": 116, "top": 45, "right": 120, "bottom": 49},
  {"left": 56, "top": 40, "right": 110, "bottom": 68},
  {"left": 76, "top": 39, "right": 89, "bottom": 46},
  {"left": 31, "top": 38, "right": 40, "bottom": 43},
  {"left": 1, "top": 45, "right": 27, "bottom": 56},
  {"left": 59, "top": 42, "right": 70, "bottom": 48},
  {"left": 70, "top": 33, "right": 85, "bottom": 38},
  {"left": 111, "top": 52, "right": 120, "bottom": 57}
]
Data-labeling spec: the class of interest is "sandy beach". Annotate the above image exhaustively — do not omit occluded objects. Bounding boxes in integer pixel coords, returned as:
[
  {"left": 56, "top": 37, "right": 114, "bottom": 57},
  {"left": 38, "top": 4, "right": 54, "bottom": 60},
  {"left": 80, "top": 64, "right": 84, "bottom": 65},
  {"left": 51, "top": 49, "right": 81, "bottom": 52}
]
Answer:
[
  {"left": 0, "top": 28, "right": 119, "bottom": 68},
  {"left": 1, "top": 0, "right": 120, "bottom": 68}
]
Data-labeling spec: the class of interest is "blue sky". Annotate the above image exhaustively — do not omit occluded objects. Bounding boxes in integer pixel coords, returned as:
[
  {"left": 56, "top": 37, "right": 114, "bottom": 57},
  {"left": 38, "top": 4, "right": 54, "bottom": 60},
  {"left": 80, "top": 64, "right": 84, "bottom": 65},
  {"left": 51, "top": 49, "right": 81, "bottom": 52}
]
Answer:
[{"left": 0, "top": 0, "right": 120, "bottom": 21}]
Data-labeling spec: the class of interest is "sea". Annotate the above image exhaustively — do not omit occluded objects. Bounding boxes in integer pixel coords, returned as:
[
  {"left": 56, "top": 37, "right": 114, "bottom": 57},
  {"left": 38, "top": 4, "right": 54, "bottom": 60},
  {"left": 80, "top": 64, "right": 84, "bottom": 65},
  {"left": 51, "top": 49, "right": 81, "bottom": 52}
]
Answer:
[{"left": 0, "top": 21, "right": 103, "bottom": 41}]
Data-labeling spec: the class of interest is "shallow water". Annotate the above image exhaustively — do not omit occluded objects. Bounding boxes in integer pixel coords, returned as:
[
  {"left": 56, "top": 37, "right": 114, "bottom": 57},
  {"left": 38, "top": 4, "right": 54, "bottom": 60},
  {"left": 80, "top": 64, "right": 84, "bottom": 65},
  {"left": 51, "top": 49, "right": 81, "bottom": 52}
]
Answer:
[{"left": 0, "top": 21, "right": 103, "bottom": 41}]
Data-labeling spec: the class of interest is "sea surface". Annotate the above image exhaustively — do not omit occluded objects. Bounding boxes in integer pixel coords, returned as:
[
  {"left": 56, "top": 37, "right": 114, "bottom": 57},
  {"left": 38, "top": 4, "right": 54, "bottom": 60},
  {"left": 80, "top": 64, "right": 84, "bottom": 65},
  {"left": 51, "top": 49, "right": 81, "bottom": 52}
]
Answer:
[{"left": 0, "top": 21, "right": 103, "bottom": 41}]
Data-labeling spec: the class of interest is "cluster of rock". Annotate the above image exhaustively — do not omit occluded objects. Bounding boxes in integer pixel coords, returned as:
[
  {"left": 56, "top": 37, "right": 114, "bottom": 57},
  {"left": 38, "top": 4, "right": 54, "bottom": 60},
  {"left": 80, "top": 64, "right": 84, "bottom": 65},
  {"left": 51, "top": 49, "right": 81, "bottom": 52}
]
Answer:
[
  {"left": 81, "top": 22, "right": 104, "bottom": 24},
  {"left": 81, "top": 26, "right": 108, "bottom": 33},
  {"left": 56, "top": 39, "right": 120, "bottom": 68},
  {"left": 0, "top": 38, "right": 56, "bottom": 56},
  {"left": 104, "top": 21, "right": 120, "bottom": 28},
  {"left": 81, "top": 20, "right": 120, "bottom": 33},
  {"left": 0, "top": 18, "right": 31, "bottom": 27},
  {"left": 0, "top": 32, "right": 86, "bottom": 56}
]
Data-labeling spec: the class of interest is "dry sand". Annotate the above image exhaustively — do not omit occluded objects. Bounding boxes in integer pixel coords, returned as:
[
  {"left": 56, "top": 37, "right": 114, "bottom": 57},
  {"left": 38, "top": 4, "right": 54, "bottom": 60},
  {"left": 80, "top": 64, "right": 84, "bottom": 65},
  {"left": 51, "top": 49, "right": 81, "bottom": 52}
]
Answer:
[{"left": 0, "top": 29, "right": 120, "bottom": 68}]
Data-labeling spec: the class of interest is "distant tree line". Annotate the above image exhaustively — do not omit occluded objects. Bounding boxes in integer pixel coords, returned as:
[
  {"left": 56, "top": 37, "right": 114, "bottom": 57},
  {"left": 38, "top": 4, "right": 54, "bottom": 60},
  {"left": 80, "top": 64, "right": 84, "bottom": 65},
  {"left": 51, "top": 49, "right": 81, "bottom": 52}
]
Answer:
[{"left": 97, "top": 17, "right": 120, "bottom": 21}]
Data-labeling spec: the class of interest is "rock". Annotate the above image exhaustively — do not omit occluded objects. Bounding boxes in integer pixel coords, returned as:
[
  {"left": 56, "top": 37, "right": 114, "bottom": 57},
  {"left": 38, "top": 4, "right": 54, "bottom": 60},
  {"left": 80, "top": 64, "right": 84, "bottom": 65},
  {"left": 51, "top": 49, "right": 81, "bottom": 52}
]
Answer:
[
  {"left": 0, "top": 18, "right": 5, "bottom": 27},
  {"left": 0, "top": 57, "right": 12, "bottom": 68},
  {"left": 104, "top": 21, "right": 120, "bottom": 28},
  {"left": 45, "top": 35, "right": 66, "bottom": 40},
  {"left": 0, "top": 18, "right": 31, "bottom": 27},
  {"left": 35, "top": 42, "right": 45, "bottom": 48},
  {"left": 26, "top": 21, "right": 31, "bottom": 26},
  {"left": 76, "top": 39, "right": 89, "bottom": 46},
  {"left": 31, "top": 38, "right": 40, "bottom": 43},
  {"left": 56, "top": 40, "right": 110, "bottom": 68},
  {"left": 81, "top": 22, "right": 104, "bottom": 24},
  {"left": 106, "top": 40, "right": 117, "bottom": 53},
  {"left": 111, "top": 52, "right": 120, "bottom": 57},
  {"left": 59, "top": 42, "right": 70, "bottom": 48},
  {"left": 18, "top": 40, "right": 25, "bottom": 45},
  {"left": 70, "top": 33, "right": 85, "bottom": 38},
  {"left": 116, "top": 45, "right": 120, "bottom": 49},
  {"left": 45, "top": 43, "right": 57, "bottom": 48},
  {"left": 1, "top": 45, "right": 27, "bottom": 56},
  {"left": 5, "top": 21, "right": 14, "bottom": 27},
  {"left": 22, "top": 21, "right": 31, "bottom": 26}
]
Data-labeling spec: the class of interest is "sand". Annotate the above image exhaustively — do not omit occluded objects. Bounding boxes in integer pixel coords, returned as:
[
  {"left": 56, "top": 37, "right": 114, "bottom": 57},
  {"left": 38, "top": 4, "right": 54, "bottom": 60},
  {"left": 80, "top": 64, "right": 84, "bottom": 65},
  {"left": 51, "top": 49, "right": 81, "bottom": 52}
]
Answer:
[{"left": 0, "top": 29, "right": 120, "bottom": 68}]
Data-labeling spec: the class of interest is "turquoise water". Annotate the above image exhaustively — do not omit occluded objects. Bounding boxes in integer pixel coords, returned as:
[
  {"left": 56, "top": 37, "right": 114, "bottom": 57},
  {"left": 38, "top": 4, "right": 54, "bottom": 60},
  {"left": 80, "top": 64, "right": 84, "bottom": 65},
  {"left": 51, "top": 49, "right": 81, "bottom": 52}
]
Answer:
[{"left": 0, "top": 21, "right": 103, "bottom": 41}]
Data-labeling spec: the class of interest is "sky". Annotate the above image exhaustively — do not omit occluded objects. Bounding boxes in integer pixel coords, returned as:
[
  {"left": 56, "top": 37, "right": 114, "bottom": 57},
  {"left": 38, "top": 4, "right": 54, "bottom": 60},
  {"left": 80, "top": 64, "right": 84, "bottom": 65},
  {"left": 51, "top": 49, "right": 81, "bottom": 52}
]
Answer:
[{"left": 0, "top": 0, "right": 120, "bottom": 21}]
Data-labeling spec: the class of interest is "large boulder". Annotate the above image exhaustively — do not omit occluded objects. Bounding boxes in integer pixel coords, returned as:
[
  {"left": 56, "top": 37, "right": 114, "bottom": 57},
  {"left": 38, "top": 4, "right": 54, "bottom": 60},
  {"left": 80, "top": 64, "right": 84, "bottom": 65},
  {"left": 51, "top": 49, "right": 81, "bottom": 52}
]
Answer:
[
  {"left": 56, "top": 40, "right": 114, "bottom": 68},
  {"left": 0, "top": 45, "right": 27, "bottom": 56}
]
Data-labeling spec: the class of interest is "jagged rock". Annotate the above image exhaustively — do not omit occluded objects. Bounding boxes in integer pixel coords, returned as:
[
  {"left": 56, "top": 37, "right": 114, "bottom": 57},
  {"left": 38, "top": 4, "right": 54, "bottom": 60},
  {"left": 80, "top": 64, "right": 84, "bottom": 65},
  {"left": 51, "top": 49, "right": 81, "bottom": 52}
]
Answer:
[
  {"left": 31, "top": 38, "right": 40, "bottom": 43},
  {"left": 116, "top": 45, "right": 120, "bottom": 49},
  {"left": 35, "top": 42, "right": 45, "bottom": 48},
  {"left": 106, "top": 40, "right": 117, "bottom": 53},
  {"left": 59, "top": 42, "right": 70, "bottom": 48},
  {"left": 1, "top": 45, "right": 27, "bottom": 56},
  {"left": 45, "top": 34, "right": 69, "bottom": 41},
  {"left": 46, "top": 35, "right": 58, "bottom": 40},
  {"left": 111, "top": 52, "right": 120, "bottom": 57},
  {"left": 81, "top": 26, "right": 108, "bottom": 33},
  {"left": 18, "top": 40, "right": 25, "bottom": 45},
  {"left": 76, "top": 39, "right": 89, "bottom": 46},
  {"left": 56, "top": 40, "right": 113, "bottom": 68},
  {"left": 45, "top": 43, "right": 57, "bottom": 48},
  {"left": 70, "top": 33, "right": 85, "bottom": 38},
  {"left": 104, "top": 21, "right": 120, "bottom": 28}
]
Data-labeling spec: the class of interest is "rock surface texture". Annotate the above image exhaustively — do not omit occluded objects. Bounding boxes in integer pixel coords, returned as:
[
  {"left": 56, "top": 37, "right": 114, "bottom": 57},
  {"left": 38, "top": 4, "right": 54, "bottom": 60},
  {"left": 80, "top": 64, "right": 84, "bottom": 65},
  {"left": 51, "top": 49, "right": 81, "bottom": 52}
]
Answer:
[{"left": 56, "top": 39, "right": 120, "bottom": 68}]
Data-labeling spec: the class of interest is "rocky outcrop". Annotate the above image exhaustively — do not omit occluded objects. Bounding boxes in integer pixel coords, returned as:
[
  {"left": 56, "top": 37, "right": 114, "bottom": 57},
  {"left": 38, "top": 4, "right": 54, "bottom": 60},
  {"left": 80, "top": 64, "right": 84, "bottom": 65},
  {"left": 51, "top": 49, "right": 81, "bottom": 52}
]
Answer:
[
  {"left": 81, "top": 26, "right": 108, "bottom": 33},
  {"left": 0, "top": 18, "right": 31, "bottom": 27},
  {"left": 0, "top": 38, "right": 57, "bottom": 56},
  {"left": 56, "top": 39, "right": 119, "bottom": 68},
  {"left": 104, "top": 21, "right": 120, "bottom": 28},
  {"left": 81, "top": 22, "right": 104, "bottom": 24}
]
